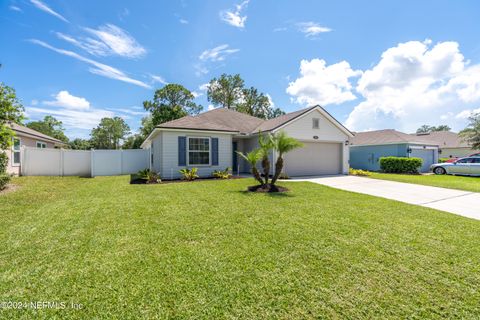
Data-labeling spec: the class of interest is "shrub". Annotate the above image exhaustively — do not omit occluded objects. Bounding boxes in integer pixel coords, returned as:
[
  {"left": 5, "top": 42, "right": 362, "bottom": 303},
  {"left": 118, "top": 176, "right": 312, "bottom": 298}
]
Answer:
[
  {"left": 213, "top": 167, "right": 231, "bottom": 179},
  {"left": 379, "top": 156, "right": 423, "bottom": 174},
  {"left": 439, "top": 158, "right": 450, "bottom": 163},
  {"left": 137, "top": 168, "right": 161, "bottom": 184},
  {"left": 0, "top": 174, "right": 10, "bottom": 191},
  {"left": 0, "top": 152, "right": 8, "bottom": 174},
  {"left": 179, "top": 168, "right": 199, "bottom": 181},
  {"left": 349, "top": 168, "right": 372, "bottom": 176}
]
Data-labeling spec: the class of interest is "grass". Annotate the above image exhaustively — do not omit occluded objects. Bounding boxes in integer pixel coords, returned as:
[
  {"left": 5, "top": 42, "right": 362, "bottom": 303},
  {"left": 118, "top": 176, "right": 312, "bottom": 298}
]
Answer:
[
  {"left": 369, "top": 172, "right": 480, "bottom": 193},
  {"left": 1, "top": 176, "right": 480, "bottom": 319}
]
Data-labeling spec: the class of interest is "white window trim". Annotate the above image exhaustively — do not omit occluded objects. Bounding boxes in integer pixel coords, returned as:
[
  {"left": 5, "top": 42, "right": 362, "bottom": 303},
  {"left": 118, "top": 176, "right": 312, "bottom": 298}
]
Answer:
[
  {"left": 12, "top": 137, "right": 21, "bottom": 166},
  {"left": 36, "top": 141, "right": 47, "bottom": 148},
  {"left": 312, "top": 118, "right": 320, "bottom": 129},
  {"left": 187, "top": 136, "right": 211, "bottom": 166}
]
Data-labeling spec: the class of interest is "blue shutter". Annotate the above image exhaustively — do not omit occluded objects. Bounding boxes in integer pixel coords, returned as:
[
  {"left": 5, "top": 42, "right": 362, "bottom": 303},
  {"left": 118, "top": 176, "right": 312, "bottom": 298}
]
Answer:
[
  {"left": 211, "top": 138, "right": 219, "bottom": 166},
  {"left": 178, "top": 136, "right": 186, "bottom": 166}
]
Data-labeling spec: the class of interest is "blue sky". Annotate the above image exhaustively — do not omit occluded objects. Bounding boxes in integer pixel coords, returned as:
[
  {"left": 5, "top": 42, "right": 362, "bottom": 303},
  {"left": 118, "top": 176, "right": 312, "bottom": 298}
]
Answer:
[{"left": 1, "top": 0, "right": 480, "bottom": 138}]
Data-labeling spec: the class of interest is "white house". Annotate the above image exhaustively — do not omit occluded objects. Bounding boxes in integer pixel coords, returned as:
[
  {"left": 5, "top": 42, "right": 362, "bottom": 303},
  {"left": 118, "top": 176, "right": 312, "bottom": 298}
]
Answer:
[{"left": 141, "top": 106, "right": 353, "bottom": 179}]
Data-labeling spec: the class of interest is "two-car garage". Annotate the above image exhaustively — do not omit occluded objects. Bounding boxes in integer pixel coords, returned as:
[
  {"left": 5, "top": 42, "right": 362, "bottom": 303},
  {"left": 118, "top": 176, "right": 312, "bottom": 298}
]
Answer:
[{"left": 283, "top": 142, "right": 343, "bottom": 176}]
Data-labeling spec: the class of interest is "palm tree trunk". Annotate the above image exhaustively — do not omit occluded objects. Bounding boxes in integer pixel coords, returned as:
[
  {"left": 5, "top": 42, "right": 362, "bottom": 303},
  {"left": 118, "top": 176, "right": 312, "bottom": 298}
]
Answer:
[
  {"left": 271, "top": 156, "right": 283, "bottom": 185},
  {"left": 261, "top": 156, "right": 269, "bottom": 185},
  {"left": 252, "top": 167, "right": 264, "bottom": 185}
]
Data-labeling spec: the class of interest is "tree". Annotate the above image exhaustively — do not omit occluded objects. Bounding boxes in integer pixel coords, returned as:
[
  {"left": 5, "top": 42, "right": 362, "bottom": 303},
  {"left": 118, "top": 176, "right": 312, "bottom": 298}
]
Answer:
[
  {"left": 270, "top": 131, "right": 303, "bottom": 186},
  {"left": 0, "top": 83, "right": 24, "bottom": 150},
  {"left": 143, "top": 84, "right": 202, "bottom": 127},
  {"left": 237, "top": 149, "right": 263, "bottom": 185},
  {"left": 90, "top": 117, "right": 130, "bottom": 149},
  {"left": 69, "top": 138, "right": 92, "bottom": 150},
  {"left": 459, "top": 113, "right": 480, "bottom": 150},
  {"left": 258, "top": 133, "right": 274, "bottom": 186},
  {"left": 416, "top": 124, "right": 451, "bottom": 134},
  {"left": 26, "top": 116, "right": 69, "bottom": 143},
  {"left": 122, "top": 134, "right": 144, "bottom": 149},
  {"left": 207, "top": 74, "right": 285, "bottom": 119},
  {"left": 207, "top": 74, "right": 244, "bottom": 109}
]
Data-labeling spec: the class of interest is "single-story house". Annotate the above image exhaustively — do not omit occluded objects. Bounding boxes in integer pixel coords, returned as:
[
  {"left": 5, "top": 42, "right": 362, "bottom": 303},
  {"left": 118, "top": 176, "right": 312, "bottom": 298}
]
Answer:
[
  {"left": 409, "top": 131, "right": 477, "bottom": 159},
  {"left": 141, "top": 106, "right": 353, "bottom": 179},
  {"left": 4, "top": 122, "right": 66, "bottom": 175},
  {"left": 349, "top": 129, "right": 439, "bottom": 173}
]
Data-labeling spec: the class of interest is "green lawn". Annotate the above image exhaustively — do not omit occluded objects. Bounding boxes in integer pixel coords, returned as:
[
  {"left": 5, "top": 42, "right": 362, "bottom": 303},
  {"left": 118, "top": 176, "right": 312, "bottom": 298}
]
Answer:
[
  {"left": 369, "top": 172, "right": 480, "bottom": 193},
  {"left": 1, "top": 176, "right": 480, "bottom": 319}
]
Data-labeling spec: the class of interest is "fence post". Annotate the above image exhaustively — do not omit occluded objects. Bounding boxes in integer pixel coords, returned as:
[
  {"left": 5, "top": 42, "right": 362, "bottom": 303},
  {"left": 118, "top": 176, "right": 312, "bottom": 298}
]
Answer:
[
  {"left": 120, "top": 149, "right": 124, "bottom": 175},
  {"left": 60, "top": 148, "right": 64, "bottom": 177},
  {"left": 90, "top": 149, "right": 95, "bottom": 177}
]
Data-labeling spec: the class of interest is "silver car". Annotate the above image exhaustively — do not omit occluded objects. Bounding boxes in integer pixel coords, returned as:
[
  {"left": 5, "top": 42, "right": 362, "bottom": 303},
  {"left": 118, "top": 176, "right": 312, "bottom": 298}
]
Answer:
[{"left": 431, "top": 156, "right": 480, "bottom": 176}]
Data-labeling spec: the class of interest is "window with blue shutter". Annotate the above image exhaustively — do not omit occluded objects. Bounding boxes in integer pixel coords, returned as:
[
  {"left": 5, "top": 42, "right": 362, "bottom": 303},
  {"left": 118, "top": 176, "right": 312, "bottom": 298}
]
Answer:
[
  {"left": 178, "top": 136, "right": 186, "bottom": 166},
  {"left": 211, "top": 138, "right": 219, "bottom": 166}
]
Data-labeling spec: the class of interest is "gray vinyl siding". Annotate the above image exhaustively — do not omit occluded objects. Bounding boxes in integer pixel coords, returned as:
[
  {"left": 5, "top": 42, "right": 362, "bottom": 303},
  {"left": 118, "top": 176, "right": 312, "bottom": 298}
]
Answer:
[
  {"left": 159, "top": 131, "right": 233, "bottom": 179},
  {"left": 152, "top": 132, "right": 162, "bottom": 173}
]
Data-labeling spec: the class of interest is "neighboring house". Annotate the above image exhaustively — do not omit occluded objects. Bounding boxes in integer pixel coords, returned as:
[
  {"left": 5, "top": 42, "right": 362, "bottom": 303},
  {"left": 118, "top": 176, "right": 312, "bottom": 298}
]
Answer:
[
  {"left": 141, "top": 106, "right": 353, "bottom": 179},
  {"left": 410, "top": 131, "right": 477, "bottom": 159},
  {"left": 350, "top": 129, "right": 439, "bottom": 173},
  {"left": 4, "top": 122, "right": 66, "bottom": 175}
]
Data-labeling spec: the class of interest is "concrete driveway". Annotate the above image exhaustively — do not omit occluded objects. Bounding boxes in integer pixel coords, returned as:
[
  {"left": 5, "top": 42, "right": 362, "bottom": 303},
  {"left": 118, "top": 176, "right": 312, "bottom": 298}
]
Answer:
[{"left": 290, "top": 175, "right": 480, "bottom": 220}]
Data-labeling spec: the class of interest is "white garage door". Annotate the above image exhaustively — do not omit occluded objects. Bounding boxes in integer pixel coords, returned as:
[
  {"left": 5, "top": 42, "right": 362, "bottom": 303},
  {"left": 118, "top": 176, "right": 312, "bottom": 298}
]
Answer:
[
  {"left": 283, "top": 142, "right": 342, "bottom": 176},
  {"left": 410, "top": 148, "right": 435, "bottom": 173}
]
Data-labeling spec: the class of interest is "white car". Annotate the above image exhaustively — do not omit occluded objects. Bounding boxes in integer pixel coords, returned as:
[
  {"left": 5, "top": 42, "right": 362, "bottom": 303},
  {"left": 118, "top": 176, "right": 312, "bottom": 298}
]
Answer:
[{"left": 430, "top": 156, "right": 480, "bottom": 176}]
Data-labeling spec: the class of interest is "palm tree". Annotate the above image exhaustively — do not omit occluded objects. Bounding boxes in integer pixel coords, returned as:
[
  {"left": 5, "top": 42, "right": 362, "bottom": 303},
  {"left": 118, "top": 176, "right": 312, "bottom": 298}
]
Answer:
[
  {"left": 258, "top": 133, "right": 274, "bottom": 185},
  {"left": 237, "top": 149, "right": 264, "bottom": 186},
  {"left": 270, "top": 131, "right": 303, "bottom": 185}
]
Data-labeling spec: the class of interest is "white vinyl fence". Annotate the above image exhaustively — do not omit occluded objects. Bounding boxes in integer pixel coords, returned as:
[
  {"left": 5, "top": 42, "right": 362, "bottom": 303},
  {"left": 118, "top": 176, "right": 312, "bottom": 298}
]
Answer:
[{"left": 21, "top": 147, "right": 150, "bottom": 177}]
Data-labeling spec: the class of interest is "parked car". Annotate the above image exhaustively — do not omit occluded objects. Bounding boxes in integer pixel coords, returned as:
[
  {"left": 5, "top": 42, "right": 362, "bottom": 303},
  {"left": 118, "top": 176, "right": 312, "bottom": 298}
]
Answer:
[
  {"left": 431, "top": 157, "right": 480, "bottom": 176},
  {"left": 445, "top": 152, "right": 480, "bottom": 163}
]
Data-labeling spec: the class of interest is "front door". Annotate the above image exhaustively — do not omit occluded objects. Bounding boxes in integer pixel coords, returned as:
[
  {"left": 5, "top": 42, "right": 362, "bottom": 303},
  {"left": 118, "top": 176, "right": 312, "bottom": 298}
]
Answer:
[{"left": 232, "top": 141, "right": 238, "bottom": 173}]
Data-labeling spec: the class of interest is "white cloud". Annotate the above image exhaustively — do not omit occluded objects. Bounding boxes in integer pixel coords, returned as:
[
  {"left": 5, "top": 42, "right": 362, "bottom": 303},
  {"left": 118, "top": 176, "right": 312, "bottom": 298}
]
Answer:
[
  {"left": 27, "top": 91, "right": 112, "bottom": 130},
  {"left": 297, "top": 22, "right": 331, "bottom": 37},
  {"left": 286, "top": 58, "right": 362, "bottom": 106},
  {"left": 456, "top": 108, "right": 480, "bottom": 119},
  {"left": 266, "top": 94, "right": 275, "bottom": 108},
  {"left": 149, "top": 74, "right": 168, "bottom": 85},
  {"left": 345, "top": 40, "right": 480, "bottom": 132},
  {"left": 208, "top": 104, "right": 216, "bottom": 111},
  {"left": 198, "top": 83, "right": 210, "bottom": 91},
  {"left": 199, "top": 44, "right": 239, "bottom": 62},
  {"left": 179, "top": 19, "right": 189, "bottom": 24},
  {"left": 83, "top": 24, "right": 146, "bottom": 59},
  {"left": 220, "top": 0, "right": 249, "bottom": 28},
  {"left": 30, "top": 39, "right": 151, "bottom": 89},
  {"left": 43, "top": 90, "right": 90, "bottom": 110},
  {"left": 30, "top": 0, "right": 68, "bottom": 23},
  {"left": 9, "top": 5, "right": 22, "bottom": 12},
  {"left": 57, "top": 24, "right": 146, "bottom": 59},
  {"left": 112, "top": 108, "right": 148, "bottom": 116}
]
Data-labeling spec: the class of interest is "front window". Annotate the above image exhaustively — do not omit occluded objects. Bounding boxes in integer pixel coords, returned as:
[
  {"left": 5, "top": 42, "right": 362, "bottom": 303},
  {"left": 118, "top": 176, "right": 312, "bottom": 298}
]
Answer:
[
  {"left": 12, "top": 138, "right": 21, "bottom": 165},
  {"left": 188, "top": 137, "right": 210, "bottom": 165},
  {"left": 36, "top": 141, "right": 47, "bottom": 148}
]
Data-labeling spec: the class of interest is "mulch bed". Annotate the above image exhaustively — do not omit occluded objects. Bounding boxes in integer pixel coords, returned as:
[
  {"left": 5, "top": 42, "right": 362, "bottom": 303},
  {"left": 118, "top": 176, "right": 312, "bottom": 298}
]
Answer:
[
  {"left": 247, "top": 184, "right": 289, "bottom": 193},
  {"left": 0, "top": 184, "right": 20, "bottom": 195},
  {"left": 130, "top": 176, "right": 245, "bottom": 185}
]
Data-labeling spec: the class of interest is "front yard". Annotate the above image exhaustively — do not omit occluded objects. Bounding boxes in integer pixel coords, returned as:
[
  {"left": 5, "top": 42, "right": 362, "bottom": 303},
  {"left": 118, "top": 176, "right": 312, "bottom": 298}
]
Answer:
[
  {"left": 369, "top": 172, "right": 480, "bottom": 192},
  {"left": 1, "top": 176, "right": 480, "bottom": 318}
]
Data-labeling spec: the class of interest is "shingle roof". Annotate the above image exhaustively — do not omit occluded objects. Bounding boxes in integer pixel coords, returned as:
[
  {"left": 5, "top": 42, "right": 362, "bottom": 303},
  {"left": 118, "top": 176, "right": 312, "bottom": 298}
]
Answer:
[
  {"left": 157, "top": 107, "right": 297, "bottom": 134},
  {"left": 252, "top": 107, "right": 316, "bottom": 132},
  {"left": 409, "top": 131, "right": 470, "bottom": 148},
  {"left": 350, "top": 129, "right": 439, "bottom": 146},
  {"left": 9, "top": 122, "right": 65, "bottom": 144}
]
